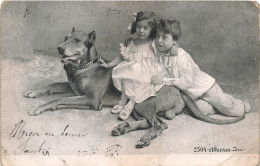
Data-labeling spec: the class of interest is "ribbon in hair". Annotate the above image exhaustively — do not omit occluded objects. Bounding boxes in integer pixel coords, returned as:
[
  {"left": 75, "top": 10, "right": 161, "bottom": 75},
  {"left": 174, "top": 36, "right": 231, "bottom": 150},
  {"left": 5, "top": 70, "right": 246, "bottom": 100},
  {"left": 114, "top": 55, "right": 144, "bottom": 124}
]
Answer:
[{"left": 127, "top": 13, "right": 137, "bottom": 30}]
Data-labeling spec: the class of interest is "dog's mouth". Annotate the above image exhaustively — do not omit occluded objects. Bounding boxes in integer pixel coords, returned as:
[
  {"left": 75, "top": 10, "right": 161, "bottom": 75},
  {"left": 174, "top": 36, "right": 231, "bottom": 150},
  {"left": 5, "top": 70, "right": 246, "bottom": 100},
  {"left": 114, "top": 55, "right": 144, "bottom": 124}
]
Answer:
[{"left": 61, "top": 54, "right": 80, "bottom": 64}]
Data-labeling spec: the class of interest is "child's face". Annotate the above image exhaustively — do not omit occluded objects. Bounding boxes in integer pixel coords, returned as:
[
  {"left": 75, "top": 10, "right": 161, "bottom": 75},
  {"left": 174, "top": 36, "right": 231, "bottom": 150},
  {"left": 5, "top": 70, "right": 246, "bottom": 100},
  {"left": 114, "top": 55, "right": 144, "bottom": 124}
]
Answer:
[
  {"left": 136, "top": 20, "right": 152, "bottom": 40},
  {"left": 155, "top": 31, "right": 175, "bottom": 53}
]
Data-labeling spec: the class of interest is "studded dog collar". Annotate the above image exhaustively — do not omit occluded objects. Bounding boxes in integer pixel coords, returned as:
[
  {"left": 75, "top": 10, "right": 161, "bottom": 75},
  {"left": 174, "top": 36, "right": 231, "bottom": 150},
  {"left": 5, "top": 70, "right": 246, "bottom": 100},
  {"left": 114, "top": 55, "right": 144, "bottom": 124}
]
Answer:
[{"left": 68, "top": 55, "right": 102, "bottom": 70}]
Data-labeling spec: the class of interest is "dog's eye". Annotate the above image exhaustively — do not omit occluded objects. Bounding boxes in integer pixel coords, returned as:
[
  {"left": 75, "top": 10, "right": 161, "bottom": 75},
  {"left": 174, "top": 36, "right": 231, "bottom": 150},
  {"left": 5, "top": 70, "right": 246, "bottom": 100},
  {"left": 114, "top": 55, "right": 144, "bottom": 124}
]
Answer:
[{"left": 75, "top": 38, "right": 81, "bottom": 43}]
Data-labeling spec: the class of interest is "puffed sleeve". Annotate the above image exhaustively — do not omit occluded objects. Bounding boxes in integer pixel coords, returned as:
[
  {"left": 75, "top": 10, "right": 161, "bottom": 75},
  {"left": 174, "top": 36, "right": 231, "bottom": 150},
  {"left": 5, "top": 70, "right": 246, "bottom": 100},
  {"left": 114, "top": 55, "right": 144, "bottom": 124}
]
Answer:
[
  {"left": 119, "top": 41, "right": 136, "bottom": 61},
  {"left": 163, "top": 52, "right": 193, "bottom": 90}
]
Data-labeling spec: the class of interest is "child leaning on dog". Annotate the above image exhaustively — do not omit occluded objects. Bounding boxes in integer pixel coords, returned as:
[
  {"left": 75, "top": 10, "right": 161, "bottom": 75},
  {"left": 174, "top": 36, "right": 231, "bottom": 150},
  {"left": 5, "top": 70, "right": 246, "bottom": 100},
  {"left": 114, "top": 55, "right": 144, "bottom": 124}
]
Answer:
[
  {"left": 151, "top": 17, "right": 251, "bottom": 119},
  {"left": 100, "top": 11, "right": 168, "bottom": 120}
]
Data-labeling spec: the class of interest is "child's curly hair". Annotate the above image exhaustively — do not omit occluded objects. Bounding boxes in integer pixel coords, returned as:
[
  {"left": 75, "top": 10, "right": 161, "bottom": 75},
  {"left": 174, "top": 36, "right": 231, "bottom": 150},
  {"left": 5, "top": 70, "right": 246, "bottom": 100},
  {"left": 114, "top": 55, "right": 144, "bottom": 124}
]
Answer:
[
  {"left": 131, "top": 11, "right": 157, "bottom": 38},
  {"left": 157, "top": 17, "right": 181, "bottom": 41}
]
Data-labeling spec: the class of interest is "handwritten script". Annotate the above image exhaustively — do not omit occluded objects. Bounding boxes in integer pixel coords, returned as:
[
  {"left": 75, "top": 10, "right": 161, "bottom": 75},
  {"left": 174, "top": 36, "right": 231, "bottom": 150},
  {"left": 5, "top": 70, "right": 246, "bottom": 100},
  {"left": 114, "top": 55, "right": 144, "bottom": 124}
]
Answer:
[{"left": 4, "top": 120, "right": 122, "bottom": 157}]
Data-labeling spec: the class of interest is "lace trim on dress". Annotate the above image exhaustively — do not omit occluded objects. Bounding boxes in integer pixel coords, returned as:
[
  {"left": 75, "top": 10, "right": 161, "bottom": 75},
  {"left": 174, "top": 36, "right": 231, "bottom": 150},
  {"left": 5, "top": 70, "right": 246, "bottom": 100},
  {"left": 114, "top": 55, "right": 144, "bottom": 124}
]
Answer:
[{"left": 120, "top": 41, "right": 155, "bottom": 62}]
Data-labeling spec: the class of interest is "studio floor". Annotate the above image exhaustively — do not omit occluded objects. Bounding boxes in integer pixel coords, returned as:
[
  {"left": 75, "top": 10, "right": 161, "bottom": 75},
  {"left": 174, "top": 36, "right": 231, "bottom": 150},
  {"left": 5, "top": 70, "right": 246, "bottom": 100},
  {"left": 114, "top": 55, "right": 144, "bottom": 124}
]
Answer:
[{"left": 1, "top": 51, "right": 259, "bottom": 157}]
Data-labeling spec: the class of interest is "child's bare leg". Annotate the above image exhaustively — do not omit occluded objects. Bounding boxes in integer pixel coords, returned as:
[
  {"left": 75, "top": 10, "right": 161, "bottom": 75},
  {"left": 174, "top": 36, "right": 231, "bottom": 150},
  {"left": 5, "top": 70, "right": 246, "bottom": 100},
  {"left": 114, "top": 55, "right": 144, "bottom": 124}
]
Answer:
[
  {"left": 118, "top": 93, "right": 128, "bottom": 106},
  {"left": 194, "top": 99, "right": 216, "bottom": 116},
  {"left": 119, "top": 100, "right": 135, "bottom": 120},
  {"left": 202, "top": 83, "right": 250, "bottom": 117},
  {"left": 112, "top": 93, "right": 128, "bottom": 114}
]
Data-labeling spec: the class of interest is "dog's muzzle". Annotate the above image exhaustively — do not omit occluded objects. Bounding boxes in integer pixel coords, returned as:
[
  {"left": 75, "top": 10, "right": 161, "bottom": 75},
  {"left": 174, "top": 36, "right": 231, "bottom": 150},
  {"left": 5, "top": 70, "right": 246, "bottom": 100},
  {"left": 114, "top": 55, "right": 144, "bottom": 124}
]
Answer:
[{"left": 61, "top": 56, "right": 70, "bottom": 64}]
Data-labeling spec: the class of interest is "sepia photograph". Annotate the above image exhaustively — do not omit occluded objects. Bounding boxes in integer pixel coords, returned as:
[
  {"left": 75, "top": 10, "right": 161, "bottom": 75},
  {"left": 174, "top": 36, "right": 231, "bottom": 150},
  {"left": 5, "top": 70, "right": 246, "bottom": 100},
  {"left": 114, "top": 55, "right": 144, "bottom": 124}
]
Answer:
[{"left": 1, "top": 1, "right": 259, "bottom": 165}]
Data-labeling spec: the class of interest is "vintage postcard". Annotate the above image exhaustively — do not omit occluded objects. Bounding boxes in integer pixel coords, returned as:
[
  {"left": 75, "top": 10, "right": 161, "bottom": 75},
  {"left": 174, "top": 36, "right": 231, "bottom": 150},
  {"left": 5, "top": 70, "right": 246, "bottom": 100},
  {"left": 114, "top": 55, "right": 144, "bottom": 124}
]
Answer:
[{"left": 0, "top": 1, "right": 259, "bottom": 166}]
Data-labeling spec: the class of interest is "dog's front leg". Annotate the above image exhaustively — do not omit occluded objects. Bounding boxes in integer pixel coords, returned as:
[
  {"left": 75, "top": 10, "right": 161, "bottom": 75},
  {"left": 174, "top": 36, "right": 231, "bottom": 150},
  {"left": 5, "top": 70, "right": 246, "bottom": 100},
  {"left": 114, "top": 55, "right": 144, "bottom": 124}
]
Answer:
[
  {"left": 111, "top": 118, "right": 150, "bottom": 136},
  {"left": 28, "top": 96, "right": 95, "bottom": 116},
  {"left": 28, "top": 100, "right": 59, "bottom": 116},
  {"left": 24, "top": 82, "right": 74, "bottom": 98}
]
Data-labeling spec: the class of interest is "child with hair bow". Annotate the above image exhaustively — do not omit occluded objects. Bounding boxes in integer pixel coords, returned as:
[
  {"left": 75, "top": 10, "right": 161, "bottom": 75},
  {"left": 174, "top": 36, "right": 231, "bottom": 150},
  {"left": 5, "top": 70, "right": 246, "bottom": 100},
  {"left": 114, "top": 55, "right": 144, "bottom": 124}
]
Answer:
[{"left": 100, "top": 11, "right": 167, "bottom": 120}]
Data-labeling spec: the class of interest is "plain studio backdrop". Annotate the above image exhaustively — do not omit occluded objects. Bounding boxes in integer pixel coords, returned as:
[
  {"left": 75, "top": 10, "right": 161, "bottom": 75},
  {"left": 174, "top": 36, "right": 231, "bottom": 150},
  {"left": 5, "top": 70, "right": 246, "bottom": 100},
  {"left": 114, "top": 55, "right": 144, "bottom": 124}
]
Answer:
[{"left": 1, "top": 1, "right": 258, "bottom": 98}]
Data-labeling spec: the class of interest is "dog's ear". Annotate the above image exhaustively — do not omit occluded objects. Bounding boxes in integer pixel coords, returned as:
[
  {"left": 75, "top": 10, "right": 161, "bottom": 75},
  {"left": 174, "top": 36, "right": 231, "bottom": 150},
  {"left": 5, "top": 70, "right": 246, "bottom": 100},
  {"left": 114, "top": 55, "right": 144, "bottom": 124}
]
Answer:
[
  {"left": 87, "top": 31, "right": 96, "bottom": 48},
  {"left": 72, "top": 27, "right": 75, "bottom": 33}
]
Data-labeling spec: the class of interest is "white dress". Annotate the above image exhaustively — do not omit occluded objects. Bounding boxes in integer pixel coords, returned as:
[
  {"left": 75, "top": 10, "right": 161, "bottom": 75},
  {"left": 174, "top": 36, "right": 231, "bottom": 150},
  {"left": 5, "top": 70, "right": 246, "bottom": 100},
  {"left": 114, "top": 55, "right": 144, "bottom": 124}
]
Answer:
[{"left": 112, "top": 40, "right": 167, "bottom": 103}]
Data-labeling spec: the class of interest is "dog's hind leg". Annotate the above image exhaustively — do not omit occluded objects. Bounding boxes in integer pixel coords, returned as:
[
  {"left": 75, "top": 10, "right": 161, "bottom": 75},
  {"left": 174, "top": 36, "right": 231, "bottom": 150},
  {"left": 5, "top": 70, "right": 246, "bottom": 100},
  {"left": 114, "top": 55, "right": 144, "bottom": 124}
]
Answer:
[
  {"left": 28, "top": 96, "right": 96, "bottom": 116},
  {"left": 24, "top": 82, "right": 74, "bottom": 98},
  {"left": 136, "top": 118, "right": 168, "bottom": 149},
  {"left": 111, "top": 118, "right": 150, "bottom": 136},
  {"left": 164, "top": 99, "right": 185, "bottom": 120}
]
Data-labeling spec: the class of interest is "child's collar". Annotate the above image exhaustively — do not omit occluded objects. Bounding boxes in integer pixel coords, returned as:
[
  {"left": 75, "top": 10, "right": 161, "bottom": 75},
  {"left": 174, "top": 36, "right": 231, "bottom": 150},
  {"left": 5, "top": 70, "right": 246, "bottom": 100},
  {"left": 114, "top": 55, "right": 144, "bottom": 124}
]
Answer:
[
  {"left": 169, "top": 44, "right": 179, "bottom": 57},
  {"left": 161, "top": 43, "right": 179, "bottom": 57},
  {"left": 151, "top": 40, "right": 179, "bottom": 57}
]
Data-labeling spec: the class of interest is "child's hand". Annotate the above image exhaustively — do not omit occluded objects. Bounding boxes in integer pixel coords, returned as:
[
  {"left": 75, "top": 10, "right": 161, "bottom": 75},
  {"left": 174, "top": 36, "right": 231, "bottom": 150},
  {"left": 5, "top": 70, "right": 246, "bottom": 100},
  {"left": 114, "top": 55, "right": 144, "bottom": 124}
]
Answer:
[
  {"left": 151, "top": 75, "right": 163, "bottom": 85},
  {"left": 99, "top": 58, "right": 110, "bottom": 68},
  {"left": 124, "top": 38, "right": 133, "bottom": 47}
]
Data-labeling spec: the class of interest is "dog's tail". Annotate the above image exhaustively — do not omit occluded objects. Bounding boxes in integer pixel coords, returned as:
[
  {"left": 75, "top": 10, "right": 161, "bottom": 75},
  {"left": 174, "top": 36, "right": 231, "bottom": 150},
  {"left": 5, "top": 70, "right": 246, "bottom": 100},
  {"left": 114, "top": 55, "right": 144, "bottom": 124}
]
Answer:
[{"left": 180, "top": 91, "right": 245, "bottom": 125}]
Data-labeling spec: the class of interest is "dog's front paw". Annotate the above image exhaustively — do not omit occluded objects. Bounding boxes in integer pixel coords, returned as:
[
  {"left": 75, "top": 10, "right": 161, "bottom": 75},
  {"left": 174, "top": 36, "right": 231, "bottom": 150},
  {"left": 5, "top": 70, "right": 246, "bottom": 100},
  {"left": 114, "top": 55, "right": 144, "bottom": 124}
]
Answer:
[
  {"left": 136, "top": 133, "right": 153, "bottom": 148},
  {"left": 111, "top": 122, "right": 129, "bottom": 136},
  {"left": 111, "top": 127, "right": 121, "bottom": 136},
  {"left": 136, "top": 140, "right": 150, "bottom": 149},
  {"left": 23, "top": 90, "right": 44, "bottom": 98},
  {"left": 28, "top": 107, "right": 43, "bottom": 116},
  {"left": 28, "top": 102, "right": 57, "bottom": 116}
]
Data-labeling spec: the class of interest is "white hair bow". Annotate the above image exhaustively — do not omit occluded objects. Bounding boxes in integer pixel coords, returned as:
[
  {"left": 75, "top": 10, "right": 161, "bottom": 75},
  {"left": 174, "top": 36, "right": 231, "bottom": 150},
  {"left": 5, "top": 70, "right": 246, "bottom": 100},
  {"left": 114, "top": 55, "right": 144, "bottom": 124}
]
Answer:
[{"left": 127, "top": 13, "right": 137, "bottom": 31}]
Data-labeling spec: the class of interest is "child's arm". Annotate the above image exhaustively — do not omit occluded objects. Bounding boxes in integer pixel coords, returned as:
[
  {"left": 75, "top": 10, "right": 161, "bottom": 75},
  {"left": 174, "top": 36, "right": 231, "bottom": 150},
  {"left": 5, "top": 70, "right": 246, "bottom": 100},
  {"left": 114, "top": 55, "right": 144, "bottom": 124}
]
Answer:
[
  {"left": 152, "top": 75, "right": 192, "bottom": 89},
  {"left": 165, "top": 60, "right": 193, "bottom": 89},
  {"left": 108, "top": 56, "right": 124, "bottom": 68},
  {"left": 100, "top": 38, "right": 133, "bottom": 68},
  {"left": 152, "top": 55, "right": 193, "bottom": 90},
  {"left": 100, "top": 56, "right": 124, "bottom": 68},
  {"left": 162, "top": 72, "right": 192, "bottom": 90}
]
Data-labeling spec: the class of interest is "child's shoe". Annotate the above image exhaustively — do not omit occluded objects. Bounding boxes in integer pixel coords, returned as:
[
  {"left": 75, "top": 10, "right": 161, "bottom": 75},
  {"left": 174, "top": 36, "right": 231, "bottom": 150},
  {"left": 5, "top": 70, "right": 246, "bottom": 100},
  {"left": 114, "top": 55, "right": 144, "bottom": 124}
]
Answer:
[
  {"left": 118, "top": 105, "right": 133, "bottom": 120},
  {"left": 111, "top": 105, "right": 123, "bottom": 114},
  {"left": 243, "top": 101, "right": 251, "bottom": 113}
]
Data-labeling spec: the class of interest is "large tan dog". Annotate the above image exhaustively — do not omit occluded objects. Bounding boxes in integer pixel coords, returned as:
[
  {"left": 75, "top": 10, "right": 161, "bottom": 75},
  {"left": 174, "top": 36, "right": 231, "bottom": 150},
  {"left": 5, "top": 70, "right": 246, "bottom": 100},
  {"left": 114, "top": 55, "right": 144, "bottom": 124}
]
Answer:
[
  {"left": 23, "top": 28, "right": 245, "bottom": 148},
  {"left": 24, "top": 28, "right": 121, "bottom": 115}
]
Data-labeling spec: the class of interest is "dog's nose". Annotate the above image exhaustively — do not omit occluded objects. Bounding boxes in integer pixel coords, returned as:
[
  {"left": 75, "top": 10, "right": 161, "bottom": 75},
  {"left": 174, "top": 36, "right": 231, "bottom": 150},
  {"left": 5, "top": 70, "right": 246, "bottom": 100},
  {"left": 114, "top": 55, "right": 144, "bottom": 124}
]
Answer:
[{"left": 57, "top": 46, "right": 64, "bottom": 55}]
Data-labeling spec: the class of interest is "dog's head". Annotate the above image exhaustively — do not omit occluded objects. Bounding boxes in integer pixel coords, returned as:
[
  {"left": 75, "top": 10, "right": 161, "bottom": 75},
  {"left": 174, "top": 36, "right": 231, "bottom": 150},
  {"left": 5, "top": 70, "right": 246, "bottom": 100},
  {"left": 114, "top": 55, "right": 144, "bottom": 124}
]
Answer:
[{"left": 57, "top": 28, "right": 96, "bottom": 64}]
